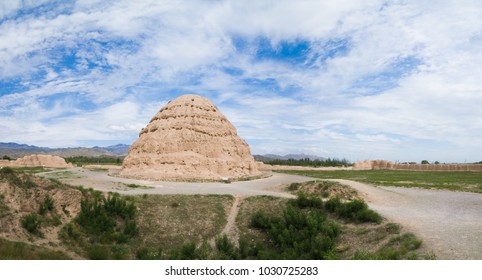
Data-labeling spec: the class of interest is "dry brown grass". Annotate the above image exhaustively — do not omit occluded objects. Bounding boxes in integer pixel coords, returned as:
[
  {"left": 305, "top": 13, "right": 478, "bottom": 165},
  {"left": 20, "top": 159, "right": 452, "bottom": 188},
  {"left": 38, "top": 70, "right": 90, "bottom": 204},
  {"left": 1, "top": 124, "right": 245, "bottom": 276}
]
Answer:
[
  {"left": 288, "top": 180, "right": 359, "bottom": 200},
  {"left": 130, "top": 194, "right": 233, "bottom": 251}
]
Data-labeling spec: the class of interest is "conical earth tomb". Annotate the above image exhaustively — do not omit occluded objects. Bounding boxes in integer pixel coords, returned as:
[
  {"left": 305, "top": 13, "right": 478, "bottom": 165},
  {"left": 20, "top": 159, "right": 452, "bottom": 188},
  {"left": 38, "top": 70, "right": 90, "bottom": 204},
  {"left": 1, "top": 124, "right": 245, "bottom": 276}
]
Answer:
[{"left": 120, "top": 94, "right": 260, "bottom": 180}]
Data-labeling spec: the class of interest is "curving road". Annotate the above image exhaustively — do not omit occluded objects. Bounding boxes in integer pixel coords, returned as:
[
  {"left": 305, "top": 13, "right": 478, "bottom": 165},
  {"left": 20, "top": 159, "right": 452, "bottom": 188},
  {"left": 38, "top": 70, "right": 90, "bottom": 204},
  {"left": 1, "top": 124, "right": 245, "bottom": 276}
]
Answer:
[
  {"left": 39, "top": 168, "right": 482, "bottom": 259},
  {"left": 329, "top": 179, "right": 482, "bottom": 260},
  {"left": 39, "top": 167, "right": 313, "bottom": 198}
]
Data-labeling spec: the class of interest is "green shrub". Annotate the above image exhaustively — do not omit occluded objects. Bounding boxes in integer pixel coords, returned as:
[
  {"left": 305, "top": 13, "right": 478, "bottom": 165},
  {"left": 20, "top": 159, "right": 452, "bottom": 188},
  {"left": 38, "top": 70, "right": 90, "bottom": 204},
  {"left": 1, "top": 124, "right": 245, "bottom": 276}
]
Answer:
[
  {"left": 39, "top": 195, "right": 54, "bottom": 215},
  {"left": 73, "top": 192, "right": 137, "bottom": 244},
  {"left": 63, "top": 223, "right": 80, "bottom": 240},
  {"left": 324, "top": 196, "right": 342, "bottom": 212},
  {"left": 248, "top": 194, "right": 340, "bottom": 259},
  {"left": 288, "top": 182, "right": 300, "bottom": 191},
  {"left": 291, "top": 192, "right": 323, "bottom": 209},
  {"left": 23, "top": 180, "right": 37, "bottom": 188},
  {"left": 250, "top": 209, "right": 271, "bottom": 229},
  {"left": 111, "top": 244, "right": 130, "bottom": 260},
  {"left": 353, "top": 233, "right": 422, "bottom": 260},
  {"left": 215, "top": 234, "right": 238, "bottom": 259},
  {"left": 88, "top": 245, "right": 110, "bottom": 260},
  {"left": 135, "top": 246, "right": 163, "bottom": 260},
  {"left": 0, "top": 167, "right": 22, "bottom": 186},
  {"left": 385, "top": 223, "right": 401, "bottom": 234},
  {"left": 0, "top": 166, "right": 15, "bottom": 176},
  {"left": 170, "top": 242, "right": 198, "bottom": 260},
  {"left": 171, "top": 202, "right": 180, "bottom": 208},
  {"left": 389, "top": 233, "right": 422, "bottom": 252},
  {"left": 136, "top": 247, "right": 152, "bottom": 260},
  {"left": 325, "top": 197, "right": 382, "bottom": 224},
  {"left": 21, "top": 214, "right": 41, "bottom": 234}
]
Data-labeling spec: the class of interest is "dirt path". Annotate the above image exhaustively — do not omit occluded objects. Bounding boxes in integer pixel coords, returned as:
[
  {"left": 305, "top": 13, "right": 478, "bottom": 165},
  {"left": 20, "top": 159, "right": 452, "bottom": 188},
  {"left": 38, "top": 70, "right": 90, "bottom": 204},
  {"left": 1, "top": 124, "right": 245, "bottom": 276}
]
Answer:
[
  {"left": 329, "top": 179, "right": 482, "bottom": 260},
  {"left": 220, "top": 195, "right": 243, "bottom": 245},
  {"left": 209, "top": 195, "right": 243, "bottom": 247}
]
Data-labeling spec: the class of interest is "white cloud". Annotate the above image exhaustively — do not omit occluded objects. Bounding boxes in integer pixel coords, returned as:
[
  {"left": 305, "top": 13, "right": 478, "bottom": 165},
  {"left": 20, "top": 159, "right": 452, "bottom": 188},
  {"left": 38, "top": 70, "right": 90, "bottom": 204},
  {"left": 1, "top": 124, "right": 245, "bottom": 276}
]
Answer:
[{"left": 1, "top": 0, "right": 482, "bottom": 162}]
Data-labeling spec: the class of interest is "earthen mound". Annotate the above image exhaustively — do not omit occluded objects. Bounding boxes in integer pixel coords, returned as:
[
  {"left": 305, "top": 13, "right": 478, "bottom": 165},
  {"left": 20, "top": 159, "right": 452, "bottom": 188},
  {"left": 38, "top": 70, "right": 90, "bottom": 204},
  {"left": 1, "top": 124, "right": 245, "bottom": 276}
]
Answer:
[
  {"left": 0, "top": 154, "right": 73, "bottom": 168},
  {"left": 0, "top": 169, "right": 82, "bottom": 242},
  {"left": 120, "top": 94, "right": 260, "bottom": 180}
]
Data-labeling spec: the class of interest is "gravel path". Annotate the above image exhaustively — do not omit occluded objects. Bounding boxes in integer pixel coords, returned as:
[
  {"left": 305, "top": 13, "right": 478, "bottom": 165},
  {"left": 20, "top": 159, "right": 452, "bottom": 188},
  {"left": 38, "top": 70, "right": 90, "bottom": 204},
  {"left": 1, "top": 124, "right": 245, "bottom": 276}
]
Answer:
[{"left": 329, "top": 179, "right": 482, "bottom": 260}]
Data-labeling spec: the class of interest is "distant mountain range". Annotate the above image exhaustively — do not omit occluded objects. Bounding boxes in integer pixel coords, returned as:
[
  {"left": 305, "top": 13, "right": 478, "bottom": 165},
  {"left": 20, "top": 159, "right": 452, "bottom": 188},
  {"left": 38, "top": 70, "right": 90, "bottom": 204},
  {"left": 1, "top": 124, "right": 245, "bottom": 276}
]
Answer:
[
  {"left": 254, "top": 153, "right": 325, "bottom": 162},
  {"left": 0, "top": 142, "right": 130, "bottom": 158},
  {"left": 1, "top": 142, "right": 323, "bottom": 161}
]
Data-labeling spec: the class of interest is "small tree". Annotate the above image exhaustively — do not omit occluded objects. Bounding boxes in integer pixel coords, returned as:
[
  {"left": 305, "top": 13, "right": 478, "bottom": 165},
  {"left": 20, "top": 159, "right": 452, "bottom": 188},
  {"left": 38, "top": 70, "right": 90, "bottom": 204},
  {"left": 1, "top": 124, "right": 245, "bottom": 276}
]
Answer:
[{"left": 421, "top": 160, "right": 429, "bottom": 164}]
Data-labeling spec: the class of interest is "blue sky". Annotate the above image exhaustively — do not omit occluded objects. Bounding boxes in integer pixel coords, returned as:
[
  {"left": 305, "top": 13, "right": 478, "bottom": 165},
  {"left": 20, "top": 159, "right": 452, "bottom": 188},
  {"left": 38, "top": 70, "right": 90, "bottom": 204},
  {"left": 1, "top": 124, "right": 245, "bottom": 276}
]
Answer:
[{"left": 1, "top": 0, "right": 482, "bottom": 163}]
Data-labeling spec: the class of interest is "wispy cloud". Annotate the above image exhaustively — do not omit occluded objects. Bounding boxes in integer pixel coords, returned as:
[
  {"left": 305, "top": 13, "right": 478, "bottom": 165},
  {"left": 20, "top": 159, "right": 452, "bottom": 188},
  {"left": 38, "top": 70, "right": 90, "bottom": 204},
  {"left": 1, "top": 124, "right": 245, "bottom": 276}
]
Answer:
[{"left": 1, "top": 0, "right": 481, "bottom": 162}]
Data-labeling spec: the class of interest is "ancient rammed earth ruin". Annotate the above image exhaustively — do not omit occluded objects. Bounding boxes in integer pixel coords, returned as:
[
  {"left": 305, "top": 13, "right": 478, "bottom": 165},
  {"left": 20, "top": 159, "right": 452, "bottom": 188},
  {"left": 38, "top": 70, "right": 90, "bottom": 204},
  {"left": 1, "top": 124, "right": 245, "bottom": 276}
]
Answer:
[
  {"left": 120, "top": 94, "right": 260, "bottom": 180},
  {"left": 354, "top": 160, "right": 482, "bottom": 171},
  {"left": 0, "top": 154, "right": 73, "bottom": 168}
]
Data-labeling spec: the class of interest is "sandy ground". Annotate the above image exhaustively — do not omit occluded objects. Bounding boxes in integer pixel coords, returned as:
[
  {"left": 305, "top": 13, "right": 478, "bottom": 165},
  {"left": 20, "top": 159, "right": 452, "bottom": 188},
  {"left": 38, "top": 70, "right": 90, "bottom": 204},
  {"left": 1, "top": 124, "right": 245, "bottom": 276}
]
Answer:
[
  {"left": 329, "top": 179, "right": 482, "bottom": 260},
  {"left": 38, "top": 168, "right": 482, "bottom": 259}
]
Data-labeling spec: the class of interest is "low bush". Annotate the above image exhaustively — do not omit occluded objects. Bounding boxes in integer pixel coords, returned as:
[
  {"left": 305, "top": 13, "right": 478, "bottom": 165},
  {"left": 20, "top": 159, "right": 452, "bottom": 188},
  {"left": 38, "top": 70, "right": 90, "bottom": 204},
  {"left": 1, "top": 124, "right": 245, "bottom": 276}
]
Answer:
[
  {"left": 21, "top": 214, "right": 41, "bottom": 235},
  {"left": 169, "top": 242, "right": 198, "bottom": 260},
  {"left": 39, "top": 195, "right": 54, "bottom": 215},
  {"left": 215, "top": 234, "right": 238, "bottom": 259},
  {"left": 248, "top": 198, "right": 340, "bottom": 259},
  {"left": 291, "top": 192, "right": 323, "bottom": 209},
  {"left": 74, "top": 193, "right": 137, "bottom": 244},
  {"left": 325, "top": 197, "right": 382, "bottom": 224},
  {"left": 288, "top": 182, "right": 301, "bottom": 191},
  {"left": 61, "top": 191, "right": 139, "bottom": 259},
  {"left": 385, "top": 223, "right": 401, "bottom": 234},
  {"left": 354, "top": 233, "right": 422, "bottom": 260},
  {"left": 0, "top": 167, "right": 22, "bottom": 186},
  {"left": 88, "top": 245, "right": 110, "bottom": 260}
]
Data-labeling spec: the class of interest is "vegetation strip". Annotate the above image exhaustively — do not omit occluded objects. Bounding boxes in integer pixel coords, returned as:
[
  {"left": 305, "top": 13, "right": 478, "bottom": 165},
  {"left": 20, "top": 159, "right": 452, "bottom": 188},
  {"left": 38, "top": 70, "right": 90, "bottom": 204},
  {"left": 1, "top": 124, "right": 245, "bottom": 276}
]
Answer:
[
  {"left": 1, "top": 168, "right": 429, "bottom": 259},
  {"left": 279, "top": 170, "right": 482, "bottom": 193}
]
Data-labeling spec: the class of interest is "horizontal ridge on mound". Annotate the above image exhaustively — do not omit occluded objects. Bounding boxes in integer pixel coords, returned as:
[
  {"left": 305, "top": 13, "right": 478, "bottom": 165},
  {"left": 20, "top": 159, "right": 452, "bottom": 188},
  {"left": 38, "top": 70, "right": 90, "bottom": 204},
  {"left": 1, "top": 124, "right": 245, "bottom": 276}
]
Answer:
[{"left": 120, "top": 94, "right": 260, "bottom": 180}]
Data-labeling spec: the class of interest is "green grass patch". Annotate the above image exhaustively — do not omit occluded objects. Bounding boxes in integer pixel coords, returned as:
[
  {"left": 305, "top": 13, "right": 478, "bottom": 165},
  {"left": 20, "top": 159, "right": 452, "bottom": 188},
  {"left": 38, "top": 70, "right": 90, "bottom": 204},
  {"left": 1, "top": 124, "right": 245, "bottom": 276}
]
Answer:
[
  {"left": 0, "top": 238, "right": 70, "bottom": 260},
  {"left": 44, "top": 170, "right": 81, "bottom": 179},
  {"left": 353, "top": 233, "right": 423, "bottom": 260},
  {"left": 280, "top": 170, "right": 482, "bottom": 193},
  {"left": 65, "top": 156, "right": 123, "bottom": 166},
  {"left": 12, "top": 166, "right": 51, "bottom": 174}
]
